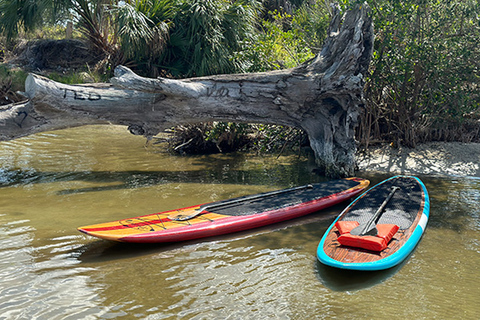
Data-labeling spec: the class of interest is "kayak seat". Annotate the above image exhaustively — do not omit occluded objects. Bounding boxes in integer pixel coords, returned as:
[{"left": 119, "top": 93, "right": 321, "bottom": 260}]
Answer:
[{"left": 334, "top": 220, "right": 399, "bottom": 252}]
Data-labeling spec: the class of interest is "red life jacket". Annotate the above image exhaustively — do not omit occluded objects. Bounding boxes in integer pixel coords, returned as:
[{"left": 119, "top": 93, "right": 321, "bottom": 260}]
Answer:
[{"left": 335, "top": 220, "right": 399, "bottom": 252}]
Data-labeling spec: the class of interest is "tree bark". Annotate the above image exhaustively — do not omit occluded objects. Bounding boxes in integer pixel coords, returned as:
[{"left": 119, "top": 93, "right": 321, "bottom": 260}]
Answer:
[{"left": 0, "top": 3, "right": 373, "bottom": 177}]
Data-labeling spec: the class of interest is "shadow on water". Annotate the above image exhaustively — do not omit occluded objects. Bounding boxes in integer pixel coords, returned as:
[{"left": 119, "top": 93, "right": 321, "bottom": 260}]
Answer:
[
  {"left": 314, "top": 239, "right": 422, "bottom": 292},
  {"left": 74, "top": 239, "right": 192, "bottom": 264},
  {"left": 314, "top": 258, "right": 409, "bottom": 291}
]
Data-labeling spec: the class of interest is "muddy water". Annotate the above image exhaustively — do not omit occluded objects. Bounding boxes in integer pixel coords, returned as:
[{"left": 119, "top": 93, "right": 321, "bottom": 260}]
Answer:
[{"left": 0, "top": 125, "right": 479, "bottom": 319}]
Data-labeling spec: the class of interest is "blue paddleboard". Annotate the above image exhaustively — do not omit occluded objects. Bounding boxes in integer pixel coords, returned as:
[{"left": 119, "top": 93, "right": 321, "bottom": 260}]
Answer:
[{"left": 317, "top": 175, "right": 429, "bottom": 271}]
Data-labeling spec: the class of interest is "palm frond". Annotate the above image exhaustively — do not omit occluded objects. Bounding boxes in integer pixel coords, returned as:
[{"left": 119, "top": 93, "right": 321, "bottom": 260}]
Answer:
[
  {"left": 0, "top": 0, "right": 50, "bottom": 41},
  {"left": 114, "top": 0, "right": 173, "bottom": 63},
  {"left": 166, "top": 0, "right": 261, "bottom": 77}
]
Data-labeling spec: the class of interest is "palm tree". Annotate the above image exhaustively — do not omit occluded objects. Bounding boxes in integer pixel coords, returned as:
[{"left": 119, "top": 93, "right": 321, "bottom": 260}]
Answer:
[
  {"left": 0, "top": 0, "right": 50, "bottom": 42},
  {"left": 114, "top": 0, "right": 175, "bottom": 77},
  {"left": 0, "top": 0, "right": 260, "bottom": 78},
  {"left": 161, "top": 0, "right": 261, "bottom": 77},
  {"left": 0, "top": 0, "right": 173, "bottom": 73},
  {"left": 0, "top": 1, "right": 115, "bottom": 50}
]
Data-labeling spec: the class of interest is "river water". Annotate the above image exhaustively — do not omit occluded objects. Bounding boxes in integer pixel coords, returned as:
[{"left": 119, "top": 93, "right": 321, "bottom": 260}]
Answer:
[{"left": 0, "top": 125, "right": 479, "bottom": 319}]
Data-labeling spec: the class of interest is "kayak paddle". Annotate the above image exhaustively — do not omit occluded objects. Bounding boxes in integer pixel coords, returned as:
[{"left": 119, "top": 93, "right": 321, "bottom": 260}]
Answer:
[
  {"left": 350, "top": 186, "right": 400, "bottom": 236},
  {"left": 168, "top": 184, "right": 314, "bottom": 221}
]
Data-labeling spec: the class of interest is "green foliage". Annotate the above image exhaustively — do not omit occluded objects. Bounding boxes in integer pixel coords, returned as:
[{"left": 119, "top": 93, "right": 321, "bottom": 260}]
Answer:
[
  {"left": 252, "top": 124, "right": 306, "bottom": 154},
  {"left": 359, "top": 0, "right": 480, "bottom": 147},
  {"left": 206, "top": 122, "right": 249, "bottom": 142},
  {"left": 0, "top": 1, "right": 120, "bottom": 69},
  {"left": 206, "top": 122, "right": 251, "bottom": 152},
  {"left": 0, "top": 0, "right": 76, "bottom": 42},
  {"left": 0, "top": 65, "right": 27, "bottom": 91},
  {"left": 26, "top": 25, "right": 81, "bottom": 40},
  {"left": 0, "top": 64, "right": 28, "bottom": 105},
  {"left": 114, "top": 0, "right": 174, "bottom": 76},
  {"left": 74, "top": 0, "right": 117, "bottom": 54},
  {"left": 165, "top": 122, "right": 306, "bottom": 155},
  {"left": 0, "top": 0, "right": 47, "bottom": 41},
  {"left": 163, "top": 122, "right": 252, "bottom": 154},
  {"left": 235, "top": 9, "right": 316, "bottom": 72},
  {"left": 47, "top": 68, "right": 104, "bottom": 84},
  {"left": 161, "top": 0, "right": 261, "bottom": 77},
  {"left": 292, "top": 2, "right": 330, "bottom": 51}
]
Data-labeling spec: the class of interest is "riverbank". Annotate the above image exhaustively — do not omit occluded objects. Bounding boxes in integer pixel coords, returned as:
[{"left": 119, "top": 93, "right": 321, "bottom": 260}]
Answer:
[{"left": 357, "top": 141, "right": 480, "bottom": 178}]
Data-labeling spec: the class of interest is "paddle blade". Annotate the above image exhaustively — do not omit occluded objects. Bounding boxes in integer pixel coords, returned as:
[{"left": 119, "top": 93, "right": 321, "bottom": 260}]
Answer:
[
  {"left": 167, "top": 207, "right": 203, "bottom": 221},
  {"left": 349, "top": 223, "right": 377, "bottom": 236},
  {"left": 168, "top": 214, "right": 195, "bottom": 221}
]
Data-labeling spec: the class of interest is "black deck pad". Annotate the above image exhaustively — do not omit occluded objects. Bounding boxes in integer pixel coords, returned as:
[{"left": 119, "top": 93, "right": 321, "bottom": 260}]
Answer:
[
  {"left": 343, "top": 177, "right": 421, "bottom": 230},
  {"left": 211, "top": 179, "right": 361, "bottom": 216}
]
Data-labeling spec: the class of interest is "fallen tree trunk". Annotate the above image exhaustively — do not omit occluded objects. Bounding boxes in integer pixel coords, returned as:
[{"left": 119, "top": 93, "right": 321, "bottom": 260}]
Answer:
[{"left": 0, "top": 3, "right": 373, "bottom": 177}]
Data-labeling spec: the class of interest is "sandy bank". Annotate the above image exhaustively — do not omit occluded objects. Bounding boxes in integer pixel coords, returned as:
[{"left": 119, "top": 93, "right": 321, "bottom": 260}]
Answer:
[{"left": 356, "top": 142, "right": 480, "bottom": 178}]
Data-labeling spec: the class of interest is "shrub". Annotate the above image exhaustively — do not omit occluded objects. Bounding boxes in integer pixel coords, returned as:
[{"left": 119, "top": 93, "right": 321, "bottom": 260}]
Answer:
[{"left": 358, "top": 0, "right": 480, "bottom": 147}]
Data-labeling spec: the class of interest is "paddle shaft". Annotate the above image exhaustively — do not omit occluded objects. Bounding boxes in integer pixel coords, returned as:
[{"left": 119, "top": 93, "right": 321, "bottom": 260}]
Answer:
[
  {"left": 169, "top": 184, "right": 314, "bottom": 221},
  {"left": 351, "top": 186, "right": 400, "bottom": 236}
]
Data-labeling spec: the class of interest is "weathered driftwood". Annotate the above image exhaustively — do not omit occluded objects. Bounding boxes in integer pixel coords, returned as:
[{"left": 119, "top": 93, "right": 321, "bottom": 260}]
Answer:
[{"left": 0, "top": 3, "right": 373, "bottom": 177}]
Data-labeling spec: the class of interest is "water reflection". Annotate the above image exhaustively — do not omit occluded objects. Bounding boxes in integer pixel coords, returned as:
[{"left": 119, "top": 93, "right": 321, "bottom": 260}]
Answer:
[
  {"left": 0, "top": 218, "right": 103, "bottom": 319},
  {"left": 0, "top": 166, "right": 324, "bottom": 195},
  {"left": 425, "top": 176, "right": 480, "bottom": 232}
]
